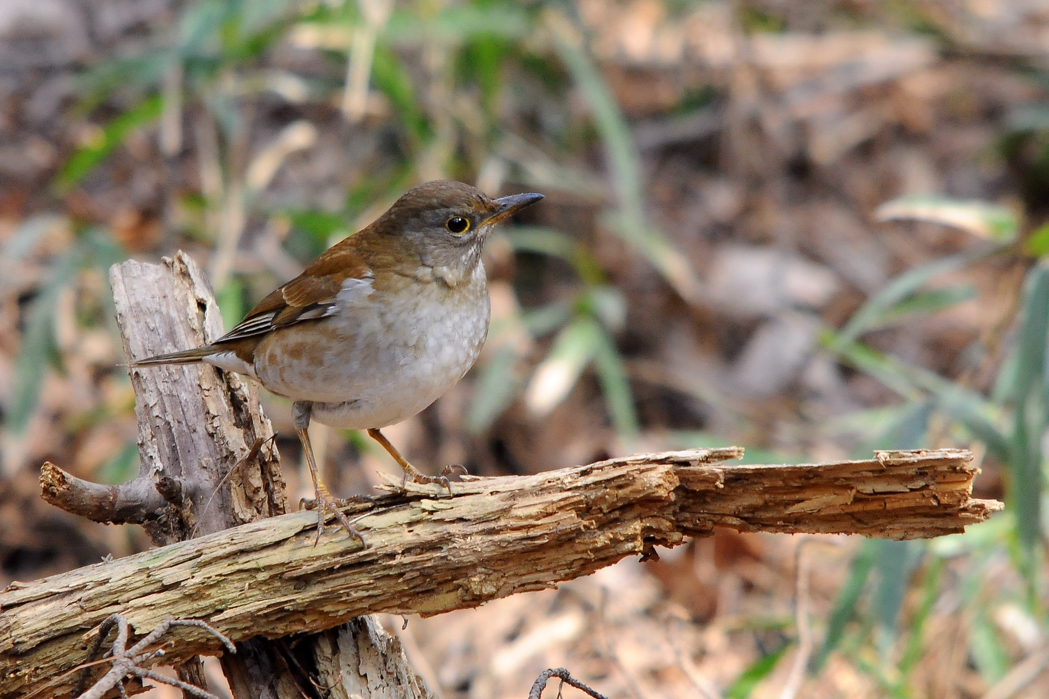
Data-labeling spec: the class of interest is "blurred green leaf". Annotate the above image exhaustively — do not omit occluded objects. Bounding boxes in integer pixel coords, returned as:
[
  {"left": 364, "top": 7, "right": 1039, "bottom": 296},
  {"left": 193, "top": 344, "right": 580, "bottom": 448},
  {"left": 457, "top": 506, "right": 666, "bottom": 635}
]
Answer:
[
  {"left": 726, "top": 642, "right": 791, "bottom": 699},
  {"left": 898, "top": 557, "right": 943, "bottom": 678},
  {"left": 467, "top": 343, "right": 522, "bottom": 434},
  {"left": 1023, "top": 221, "right": 1049, "bottom": 257},
  {"left": 582, "top": 286, "right": 626, "bottom": 332},
  {"left": 969, "top": 613, "right": 1011, "bottom": 684},
  {"left": 56, "top": 95, "right": 164, "bottom": 189},
  {"left": 371, "top": 44, "right": 430, "bottom": 142},
  {"left": 828, "top": 337, "right": 1011, "bottom": 461},
  {"left": 547, "top": 11, "right": 700, "bottom": 304},
  {"left": 827, "top": 403, "right": 927, "bottom": 442},
  {"left": 97, "top": 441, "right": 141, "bottom": 485},
  {"left": 874, "top": 285, "right": 978, "bottom": 327},
  {"left": 178, "top": 0, "right": 232, "bottom": 52},
  {"left": 459, "top": 12, "right": 511, "bottom": 115},
  {"left": 833, "top": 246, "right": 996, "bottom": 348},
  {"left": 591, "top": 323, "right": 639, "bottom": 438},
  {"left": 1001, "top": 262, "right": 1049, "bottom": 572},
  {"left": 814, "top": 541, "right": 877, "bottom": 672},
  {"left": 217, "top": 277, "right": 245, "bottom": 335},
  {"left": 239, "top": 0, "right": 301, "bottom": 37},
  {"left": 9, "top": 249, "right": 82, "bottom": 433},
  {"left": 519, "top": 301, "right": 573, "bottom": 337},
  {"left": 503, "top": 226, "right": 606, "bottom": 285},
  {"left": 1, "top": 215, "right": 69, "bottom": 264},
  {"left": 524, "top": 317, "right": 600, "bottom": 416},
  {"left": 873, "top": 540, "right": 922, "bottom": 660},
  {"left": 876, "top": 195, "right": 1019, "bottom": 242},
  {"left": 1004, "top": 262, "right": 1049, "bottom": 406},
  {"left": 861, "top": 400, "right": 932, "bottom": 455},
  {"left": 282, "top": 209, "right": 349, "bottom": 247},
  {"left": 9, "top": 228, "right": 124, "bottom": 436},
  {"left": 385, "top": 3, "right": 532, "bottom": 44}
]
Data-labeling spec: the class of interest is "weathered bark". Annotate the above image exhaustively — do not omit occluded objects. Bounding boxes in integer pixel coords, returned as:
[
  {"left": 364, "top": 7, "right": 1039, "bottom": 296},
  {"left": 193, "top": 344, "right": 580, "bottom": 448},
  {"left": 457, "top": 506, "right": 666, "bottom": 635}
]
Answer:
[
  {"left": 109, "top": 252, "right": 286, "bottom": 543},
  {"left": 26, "top": 253, "right": 425, "bottom": 699},
  {"left": 110, "top": 252, "right": 292, "bottom": 699},
  {"left": 2, "top": 444, "right": 999, "bottom": 698}
]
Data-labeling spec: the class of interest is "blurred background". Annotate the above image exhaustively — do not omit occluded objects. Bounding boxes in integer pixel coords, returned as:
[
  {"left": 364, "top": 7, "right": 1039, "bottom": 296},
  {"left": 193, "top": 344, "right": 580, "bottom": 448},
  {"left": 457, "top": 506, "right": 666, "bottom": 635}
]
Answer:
[{"left": 2, "top": 0, "right": 1049, "bottom": 697}]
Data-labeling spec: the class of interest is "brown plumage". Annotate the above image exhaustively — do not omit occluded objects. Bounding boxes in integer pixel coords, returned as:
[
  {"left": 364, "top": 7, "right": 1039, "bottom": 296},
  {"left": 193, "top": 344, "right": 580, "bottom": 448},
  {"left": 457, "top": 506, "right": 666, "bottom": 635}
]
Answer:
[{"left": 132, "top": 180, "right": 543, "bottom": 544}]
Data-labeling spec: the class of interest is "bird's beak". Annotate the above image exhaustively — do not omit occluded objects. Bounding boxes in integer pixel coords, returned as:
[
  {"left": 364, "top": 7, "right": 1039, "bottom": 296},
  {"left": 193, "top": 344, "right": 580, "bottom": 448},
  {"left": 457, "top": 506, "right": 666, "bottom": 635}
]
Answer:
[{"left": 487, "top": 192, "right": 544, "bottom": 225}]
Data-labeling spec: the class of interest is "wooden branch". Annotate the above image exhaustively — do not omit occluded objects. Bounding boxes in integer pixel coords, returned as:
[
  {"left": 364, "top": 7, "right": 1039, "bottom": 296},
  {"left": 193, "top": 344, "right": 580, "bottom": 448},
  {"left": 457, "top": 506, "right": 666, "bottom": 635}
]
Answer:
[
  {"left": 1, "top": 446, "right": 999, "bottom": 698},
  {"left": 108, "top": 253, "right": 286, "bottom": 543},
  {"left": 47, "top": 252, "right": 427, "bottom": 699}
]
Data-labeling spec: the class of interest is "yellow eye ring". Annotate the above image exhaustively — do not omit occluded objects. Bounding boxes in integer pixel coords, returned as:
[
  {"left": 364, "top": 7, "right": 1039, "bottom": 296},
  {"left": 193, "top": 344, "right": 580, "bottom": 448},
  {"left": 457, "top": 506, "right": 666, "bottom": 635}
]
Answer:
[{"left": 446, "top": 216, "right": 471, "bottom": 234}]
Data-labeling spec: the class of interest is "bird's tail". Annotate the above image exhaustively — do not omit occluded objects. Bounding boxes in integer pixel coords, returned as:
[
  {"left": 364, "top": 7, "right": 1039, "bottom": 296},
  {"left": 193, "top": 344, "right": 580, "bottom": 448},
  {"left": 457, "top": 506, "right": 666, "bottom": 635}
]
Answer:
[{"left": 129, "top": 346, "right": 217, "bottom": 367}]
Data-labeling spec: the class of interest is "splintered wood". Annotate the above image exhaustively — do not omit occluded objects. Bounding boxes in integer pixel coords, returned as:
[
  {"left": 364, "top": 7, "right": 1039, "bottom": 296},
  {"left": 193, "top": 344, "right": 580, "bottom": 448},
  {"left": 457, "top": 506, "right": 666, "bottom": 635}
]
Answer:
[{"left": 2, "top": 446, "right": 998, "bottom": 698}]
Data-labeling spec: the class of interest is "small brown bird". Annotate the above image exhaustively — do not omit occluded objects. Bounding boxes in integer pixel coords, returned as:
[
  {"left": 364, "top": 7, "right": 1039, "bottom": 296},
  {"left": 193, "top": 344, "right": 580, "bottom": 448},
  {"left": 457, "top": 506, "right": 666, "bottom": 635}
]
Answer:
[{"left": 132, "top": 180, "right": 543, "bottom": 541}]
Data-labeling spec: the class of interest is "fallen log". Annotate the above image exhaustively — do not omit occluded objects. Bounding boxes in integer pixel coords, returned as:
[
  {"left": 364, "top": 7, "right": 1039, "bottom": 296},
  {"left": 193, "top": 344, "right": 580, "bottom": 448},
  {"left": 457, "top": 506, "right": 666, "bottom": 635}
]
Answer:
[{"left": 0, "top": 445, "right": 999, "bottom": 698}]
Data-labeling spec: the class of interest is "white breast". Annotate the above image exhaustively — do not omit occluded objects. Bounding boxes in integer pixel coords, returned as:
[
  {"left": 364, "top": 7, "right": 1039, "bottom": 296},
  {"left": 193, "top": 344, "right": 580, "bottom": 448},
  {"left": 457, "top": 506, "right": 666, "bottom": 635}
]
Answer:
[{"left": 273, "top": 265, "right": 491, "bottom": 430}]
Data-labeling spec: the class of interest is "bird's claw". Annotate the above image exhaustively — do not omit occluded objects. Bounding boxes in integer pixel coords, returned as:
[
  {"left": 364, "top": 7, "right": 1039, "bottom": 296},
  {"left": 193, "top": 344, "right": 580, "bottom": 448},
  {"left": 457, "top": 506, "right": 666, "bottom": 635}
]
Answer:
[
  {"left": 400, "top": 463, "right": 468, "bottom": 496},
  {"left": 300, "top": 491, "right": 367, "bottom": 547}
]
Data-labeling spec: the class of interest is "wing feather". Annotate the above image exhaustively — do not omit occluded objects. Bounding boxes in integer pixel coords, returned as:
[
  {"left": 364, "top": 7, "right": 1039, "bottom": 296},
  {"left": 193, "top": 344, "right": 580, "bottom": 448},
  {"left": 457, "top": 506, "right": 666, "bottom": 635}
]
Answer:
[{"left": 214, "top": 243, "right": 374, "bottom": 344}]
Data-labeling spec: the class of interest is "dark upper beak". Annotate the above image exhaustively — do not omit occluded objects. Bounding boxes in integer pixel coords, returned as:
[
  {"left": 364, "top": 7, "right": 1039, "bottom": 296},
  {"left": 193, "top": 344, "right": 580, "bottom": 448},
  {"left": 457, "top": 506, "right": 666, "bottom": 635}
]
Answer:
[{"left": 487, "top": 192, "right": 544, "bottom": 224}]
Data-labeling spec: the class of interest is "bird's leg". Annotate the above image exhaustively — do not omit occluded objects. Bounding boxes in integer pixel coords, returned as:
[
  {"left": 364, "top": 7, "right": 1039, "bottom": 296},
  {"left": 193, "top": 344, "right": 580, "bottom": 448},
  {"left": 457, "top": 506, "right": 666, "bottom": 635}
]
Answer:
[
  {"left": 293, "top": 402, "right": 365, "bottom": 546},
  {"left": 366, "top": 428, "right": 461, "bottom": 495}
]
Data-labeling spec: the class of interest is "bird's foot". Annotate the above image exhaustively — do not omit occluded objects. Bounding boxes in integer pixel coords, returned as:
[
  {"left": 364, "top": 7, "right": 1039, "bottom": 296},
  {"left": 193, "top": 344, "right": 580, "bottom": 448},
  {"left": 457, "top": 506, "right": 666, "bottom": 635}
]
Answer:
[
  {"left": 400, "top": 463, "right": 468, "bottom": 496},
  {"left": 300, "top": 485, "right": 368, "bottom": 547}
]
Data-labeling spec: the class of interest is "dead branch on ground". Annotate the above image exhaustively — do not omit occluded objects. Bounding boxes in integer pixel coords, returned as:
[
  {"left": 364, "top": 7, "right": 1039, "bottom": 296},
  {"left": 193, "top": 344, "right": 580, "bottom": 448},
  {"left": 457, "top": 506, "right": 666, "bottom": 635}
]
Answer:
[{"left": 2, "top": 445, "right": 999, "bottom": 698}]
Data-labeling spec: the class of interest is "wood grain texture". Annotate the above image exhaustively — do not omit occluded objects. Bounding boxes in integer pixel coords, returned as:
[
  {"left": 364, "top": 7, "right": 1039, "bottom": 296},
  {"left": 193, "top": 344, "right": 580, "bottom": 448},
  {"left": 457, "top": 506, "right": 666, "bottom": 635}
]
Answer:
[
  {"left": 2, "top": 445, "right": 998, "bottom": 698},
  {"left": 109, "top": 253, "right": 286, "bottom": 541},
  {"left": 25, "top": 253, "right": 428, "bottom": 699}
]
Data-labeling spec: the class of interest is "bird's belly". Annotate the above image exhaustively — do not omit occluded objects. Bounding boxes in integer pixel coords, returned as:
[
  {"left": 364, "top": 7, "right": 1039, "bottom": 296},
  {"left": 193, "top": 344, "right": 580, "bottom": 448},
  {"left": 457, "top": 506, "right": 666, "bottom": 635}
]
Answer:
[{"left": 253, "top": 277, "right": 489, "bottom": 429}]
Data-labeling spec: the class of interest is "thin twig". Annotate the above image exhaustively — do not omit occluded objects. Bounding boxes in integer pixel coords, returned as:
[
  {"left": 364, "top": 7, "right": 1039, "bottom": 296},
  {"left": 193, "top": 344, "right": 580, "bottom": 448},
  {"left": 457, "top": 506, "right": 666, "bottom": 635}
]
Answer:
[
  {"left": 528, "top": 668, "right": 611, "bottom": 699},
  {"left": 594, "top": 586, "right": 644, "bottom": 699},
  {"left": 68, "top": 614, "right": 235, "bottom": 699},
  {"left": 666, "top": 617, "right": 722, "bottom": 699},
  {"left": 982, "top": 647, "right": 1049, "bottom": 699},
  {"left": 779, "top": 537, "right": 845, "bottom": 699}
]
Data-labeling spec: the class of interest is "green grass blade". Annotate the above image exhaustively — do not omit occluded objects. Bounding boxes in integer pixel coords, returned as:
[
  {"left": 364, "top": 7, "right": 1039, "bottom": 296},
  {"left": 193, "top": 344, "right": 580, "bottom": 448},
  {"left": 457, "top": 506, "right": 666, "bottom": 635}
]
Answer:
[
  {"left": 1005, "top": 262, "right": 1049, "bottom": 406},
  {"left": 726, "top": 642, "right": 792, "bottom": 698},
  {"left": 371, "top": 44, "right": 430, "bottom": 142},
  {"left": 898, "top": 557, "right": 943, "bottom": 678},
  {"left": 8, "top": 247, "right": 83, "bottom": 434},
  {"left": 834, "top": 246, "right": 996, "bottom": 348},
  {"left": 502, "top": 226, "right": 606, "bottom": 285},
  {"left": 56, "top": 95, "right": 165, "bottom": 189},
  {"left": 523, "top": 316, "right": 600, "bottom": 416},
  {"left": 467, "top": 343, "right": 523, "bottom": 434},
  {"left": 591, "top": 321, "right": 639, "bottom": 439},
  {"left": 829, "top": 338, "right": 1011, "bottom": 461},
  {"left": 969, "top": 612, "right": 1011, "bottom": 685},
  {"left": 813, "top": 541, "right": 877, "bottom": 672},
  {"left": 1004, "top": 262, "right": 1049, "bottom": 565},
  {"left": 547, "top": 11, "right": 700, "bottom": 304},
  {"left": 875, "top": 195, "right": 1019, "bottom": 242},
  {"left": 872, "top": 540, "right": 922, "bottom": 660},
  {"left": 519, "top": 301, "right": 573, "bottom": 338},
  {"left": 871, "top": 285, "right": 978, "bottom": 328},
  {"left": 385, "top": 3, "right": 532, "bottom": 44},
  {"left": 217, "top": 277, "right": 245, "bottom": 334}
]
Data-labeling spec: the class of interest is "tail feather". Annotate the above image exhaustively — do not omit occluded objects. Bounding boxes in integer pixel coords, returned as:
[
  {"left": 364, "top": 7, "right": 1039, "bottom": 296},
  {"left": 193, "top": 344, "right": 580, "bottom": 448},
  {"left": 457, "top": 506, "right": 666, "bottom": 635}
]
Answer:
[{"left": 130, "top": 346, "right": 218, "bottom": 367}]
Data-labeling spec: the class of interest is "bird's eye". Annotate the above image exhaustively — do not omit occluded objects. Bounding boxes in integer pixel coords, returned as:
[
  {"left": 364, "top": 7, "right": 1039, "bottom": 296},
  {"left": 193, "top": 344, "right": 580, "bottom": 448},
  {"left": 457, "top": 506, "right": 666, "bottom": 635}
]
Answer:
[{"left": 445, "top": 216, "right": 471, "bottom": 234}]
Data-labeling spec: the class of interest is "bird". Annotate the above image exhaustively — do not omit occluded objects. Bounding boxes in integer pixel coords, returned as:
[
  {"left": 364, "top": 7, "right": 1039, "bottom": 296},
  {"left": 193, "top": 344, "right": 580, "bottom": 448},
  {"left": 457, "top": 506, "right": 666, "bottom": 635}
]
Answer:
[{"left": 131, "top": 180, "right": 544, "bottom": 543}]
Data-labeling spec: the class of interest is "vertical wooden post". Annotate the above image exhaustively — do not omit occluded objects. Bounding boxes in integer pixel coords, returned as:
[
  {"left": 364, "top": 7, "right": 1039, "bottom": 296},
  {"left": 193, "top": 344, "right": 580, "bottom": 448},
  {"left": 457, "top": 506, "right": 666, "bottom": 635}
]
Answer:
[{"left": 108, "top": 252, "right": 431, "bottom": 699}]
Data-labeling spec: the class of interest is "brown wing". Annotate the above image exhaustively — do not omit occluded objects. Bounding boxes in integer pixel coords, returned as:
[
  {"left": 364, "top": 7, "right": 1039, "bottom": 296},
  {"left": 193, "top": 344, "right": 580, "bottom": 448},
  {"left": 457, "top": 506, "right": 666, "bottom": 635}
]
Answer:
[{"left": 215, "top": 242, "right": 374, "bottom": 344}]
